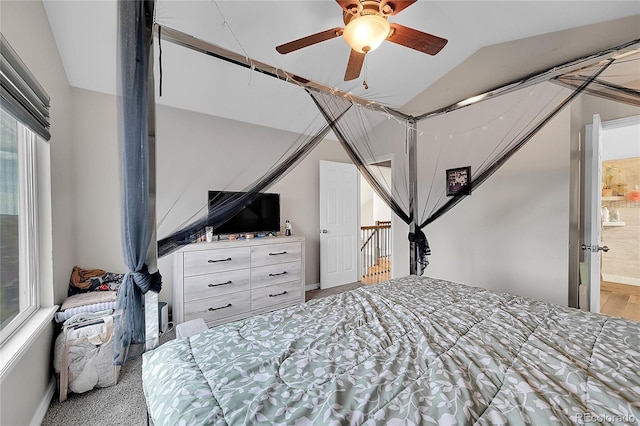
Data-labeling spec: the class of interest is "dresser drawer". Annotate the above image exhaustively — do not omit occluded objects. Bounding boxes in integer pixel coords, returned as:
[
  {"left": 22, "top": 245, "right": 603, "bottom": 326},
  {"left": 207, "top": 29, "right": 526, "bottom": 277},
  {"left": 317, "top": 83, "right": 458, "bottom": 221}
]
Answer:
[
  {"left": 251, "top": 242, "right": 302, "bottom": 267},
  {"left": 184, "top": 290, "right": 251, "bottom": 323},
  {"left": 251, "top": 261, "right": 301, "bottom": 289},
  {"left": 183, "top": 269, "right": 251, "bottom": 302},
  {"left": 183, "top": 247, "right": 250, "bottom": 276},
  {"left": 251, "top": 281, "right": 302, "bottom": 311}
]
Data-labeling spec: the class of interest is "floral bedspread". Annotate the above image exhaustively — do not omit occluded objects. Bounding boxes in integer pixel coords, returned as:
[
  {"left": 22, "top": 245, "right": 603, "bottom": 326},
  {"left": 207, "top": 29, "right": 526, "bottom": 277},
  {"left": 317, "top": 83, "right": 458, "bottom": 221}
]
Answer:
[{"left": 142, "top": 276, "right": 640, "bottom": 425}]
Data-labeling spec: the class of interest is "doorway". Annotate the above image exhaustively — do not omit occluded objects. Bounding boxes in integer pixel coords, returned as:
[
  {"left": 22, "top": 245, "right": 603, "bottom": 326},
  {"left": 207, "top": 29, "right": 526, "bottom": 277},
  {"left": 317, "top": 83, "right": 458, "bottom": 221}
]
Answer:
[
  {"left": 319, "top": 160, "right": 360, "bottom": 289},
  {"left": 586, "top": 115, "right": 640, "bottom": 320},
  {"left": 599, "top": 117, "right": 640, "bottom": 320},
  {"left": 319, "top": 160, "right": 395, "bottom": 289},
  {"left": 359, "top": 165, "right": 392, "bottom": 285}
]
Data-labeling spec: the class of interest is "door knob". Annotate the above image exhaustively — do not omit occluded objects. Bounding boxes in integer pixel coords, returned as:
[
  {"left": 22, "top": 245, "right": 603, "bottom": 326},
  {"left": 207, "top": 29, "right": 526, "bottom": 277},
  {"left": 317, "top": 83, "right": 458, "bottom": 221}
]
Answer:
[
  {"left": 581, "top": 244, "right": 610, "bottom": 252},
  {"left": 320, "top": 229, "right": 328, "bottom": 234}
]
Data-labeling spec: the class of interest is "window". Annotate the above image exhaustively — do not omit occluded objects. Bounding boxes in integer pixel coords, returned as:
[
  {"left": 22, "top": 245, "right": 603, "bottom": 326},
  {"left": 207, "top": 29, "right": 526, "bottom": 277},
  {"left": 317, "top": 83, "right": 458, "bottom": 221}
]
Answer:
[
  {"left": 0, "top": 33, "right": 50, "bottom": 345},
  {"left": 0, "top": 108, "right": 39, "bottom": 343}
]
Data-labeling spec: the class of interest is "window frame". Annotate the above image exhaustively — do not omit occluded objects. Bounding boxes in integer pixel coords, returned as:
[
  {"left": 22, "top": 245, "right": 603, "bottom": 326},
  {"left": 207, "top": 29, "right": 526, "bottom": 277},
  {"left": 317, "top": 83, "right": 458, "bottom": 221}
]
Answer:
[{"left": 0, "top": 119, "right": 40, "bottom": 345}]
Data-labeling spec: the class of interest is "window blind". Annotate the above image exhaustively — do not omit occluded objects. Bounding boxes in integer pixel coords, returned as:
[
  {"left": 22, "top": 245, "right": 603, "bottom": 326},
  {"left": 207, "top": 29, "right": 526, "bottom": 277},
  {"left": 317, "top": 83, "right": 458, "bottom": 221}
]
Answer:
[{"left": 0, "top": 33, "right": 50, "bottom": 141}]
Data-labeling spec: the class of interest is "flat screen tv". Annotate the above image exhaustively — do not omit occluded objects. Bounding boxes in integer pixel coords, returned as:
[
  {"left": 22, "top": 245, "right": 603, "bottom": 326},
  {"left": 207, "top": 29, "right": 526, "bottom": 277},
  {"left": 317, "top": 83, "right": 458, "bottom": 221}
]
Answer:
[{"left": 208, "top": 191, "right": 280, "bottom": 235}]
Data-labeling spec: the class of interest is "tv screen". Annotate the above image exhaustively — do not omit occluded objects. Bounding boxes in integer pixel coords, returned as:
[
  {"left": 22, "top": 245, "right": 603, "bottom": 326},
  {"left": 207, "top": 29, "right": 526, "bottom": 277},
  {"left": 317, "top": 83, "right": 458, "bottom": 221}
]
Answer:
[{"left": 208, "top": 191, "right": 280, "bottom": 235}]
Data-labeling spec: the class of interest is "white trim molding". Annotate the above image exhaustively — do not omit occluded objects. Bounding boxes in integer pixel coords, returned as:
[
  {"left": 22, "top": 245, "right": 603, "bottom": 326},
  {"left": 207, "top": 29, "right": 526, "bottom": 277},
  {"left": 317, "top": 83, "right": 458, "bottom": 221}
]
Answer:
[
  {"left": 0, "top": 306, "right": 57, "bottom": 380},
  {"left": 305, "top": 282, "right": 320, "bottom": 292},
  {"left": 30, "top": 375, "right": 56, "bottom": 426}
]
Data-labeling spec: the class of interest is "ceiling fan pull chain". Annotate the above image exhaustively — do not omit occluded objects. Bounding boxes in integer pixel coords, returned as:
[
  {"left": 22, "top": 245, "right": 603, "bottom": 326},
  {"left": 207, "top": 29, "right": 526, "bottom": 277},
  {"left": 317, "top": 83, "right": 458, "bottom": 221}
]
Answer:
[{"left": 363, "top": 55, "right": 369, "bottom": 90}]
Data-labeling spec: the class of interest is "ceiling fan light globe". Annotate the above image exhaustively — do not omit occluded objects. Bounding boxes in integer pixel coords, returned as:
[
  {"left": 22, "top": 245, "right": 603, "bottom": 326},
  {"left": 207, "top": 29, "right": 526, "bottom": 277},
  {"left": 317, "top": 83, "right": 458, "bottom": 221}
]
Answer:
[{"left": 343, "top": 15, "right": 390, "bottom": 54}]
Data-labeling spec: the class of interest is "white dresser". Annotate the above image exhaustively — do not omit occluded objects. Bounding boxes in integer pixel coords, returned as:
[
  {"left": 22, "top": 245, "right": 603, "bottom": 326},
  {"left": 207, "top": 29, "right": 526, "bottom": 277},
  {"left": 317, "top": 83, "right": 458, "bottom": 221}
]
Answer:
[{"left": 172, "top": 236, "right": 305, "bottom": 327}]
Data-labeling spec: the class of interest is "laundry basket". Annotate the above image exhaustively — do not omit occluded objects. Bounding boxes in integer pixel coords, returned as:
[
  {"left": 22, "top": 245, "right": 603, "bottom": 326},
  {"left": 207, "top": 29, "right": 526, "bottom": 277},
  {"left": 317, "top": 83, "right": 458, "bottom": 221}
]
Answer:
[{"left": 53, "top": 311, "right": 121, "bottom": 402}]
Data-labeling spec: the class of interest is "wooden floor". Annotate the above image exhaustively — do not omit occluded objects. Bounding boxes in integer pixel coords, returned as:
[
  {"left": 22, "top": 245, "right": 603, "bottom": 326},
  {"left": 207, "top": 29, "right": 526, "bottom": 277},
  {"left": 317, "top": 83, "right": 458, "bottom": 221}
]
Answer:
[
  {"left": 360, "top": 257, "right": 390, "bottom": 285},
  {"left": 600, "top": 281, "right": 640, "bottom": 321}
]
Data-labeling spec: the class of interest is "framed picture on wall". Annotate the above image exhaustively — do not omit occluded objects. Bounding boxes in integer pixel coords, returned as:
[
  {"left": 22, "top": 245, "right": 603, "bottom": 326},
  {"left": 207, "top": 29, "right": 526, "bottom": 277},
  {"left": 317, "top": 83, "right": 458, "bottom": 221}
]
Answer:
[{"left": 446, "top": 166, "right": 472, "bottom": 196}]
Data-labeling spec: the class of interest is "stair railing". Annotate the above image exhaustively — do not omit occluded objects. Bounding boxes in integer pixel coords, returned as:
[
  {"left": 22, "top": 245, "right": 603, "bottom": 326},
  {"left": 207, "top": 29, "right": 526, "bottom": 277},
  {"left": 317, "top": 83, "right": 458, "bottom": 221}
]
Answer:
[{"left": 360, "top": 221, "right": 391, "bottom": 280}]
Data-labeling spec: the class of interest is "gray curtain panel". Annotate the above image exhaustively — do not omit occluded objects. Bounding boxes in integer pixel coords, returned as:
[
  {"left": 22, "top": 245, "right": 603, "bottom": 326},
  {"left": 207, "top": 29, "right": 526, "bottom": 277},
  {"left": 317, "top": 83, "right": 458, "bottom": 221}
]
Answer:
[{"left": 114, "top": 0, "right": 161, "bottom": 364}]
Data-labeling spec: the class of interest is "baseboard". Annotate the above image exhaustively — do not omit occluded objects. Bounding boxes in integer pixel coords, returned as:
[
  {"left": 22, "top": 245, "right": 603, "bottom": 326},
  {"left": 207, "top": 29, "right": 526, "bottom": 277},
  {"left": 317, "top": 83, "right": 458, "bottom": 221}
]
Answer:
[
  {"left": 305, "top": 282, "right": 319, "bottom": 291},
  {"left": 30, "top": 375, "right": 56, "bottom": 426},
  {"left": 602, "top": 273, "right": 640, "bottom": 286}
]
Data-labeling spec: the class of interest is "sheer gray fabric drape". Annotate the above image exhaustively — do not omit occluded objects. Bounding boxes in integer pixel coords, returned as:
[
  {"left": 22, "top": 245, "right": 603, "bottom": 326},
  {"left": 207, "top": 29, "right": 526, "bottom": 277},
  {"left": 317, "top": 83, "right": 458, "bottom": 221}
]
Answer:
[
  {"left": 145, "top": 9, "right": 639, "bottom": 279},
  {"left": 308, "top": 61, "right": 615, "bottom": 275},
  {"left": 157, "top": 96, "right": 352, "bottom": 258},
  {"left": 114, "top": 0, "right": 161, "bottom": 364}
]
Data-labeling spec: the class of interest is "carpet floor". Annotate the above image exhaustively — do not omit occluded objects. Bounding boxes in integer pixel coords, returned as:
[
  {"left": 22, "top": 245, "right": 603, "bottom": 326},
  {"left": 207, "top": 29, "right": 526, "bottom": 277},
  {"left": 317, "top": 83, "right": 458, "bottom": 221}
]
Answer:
[{"left": 41, "top": 282, "right": 362, "bottom": 425}]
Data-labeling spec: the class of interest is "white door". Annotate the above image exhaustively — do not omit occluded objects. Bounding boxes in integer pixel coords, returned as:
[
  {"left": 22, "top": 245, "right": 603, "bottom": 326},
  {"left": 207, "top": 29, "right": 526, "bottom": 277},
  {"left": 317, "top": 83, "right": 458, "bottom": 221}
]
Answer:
[
  {"left": 584, "top": 114, "right": 605, "bottom": 313},
  {"left": 319, "top": 160, "right": 359, "bottom": 289}
]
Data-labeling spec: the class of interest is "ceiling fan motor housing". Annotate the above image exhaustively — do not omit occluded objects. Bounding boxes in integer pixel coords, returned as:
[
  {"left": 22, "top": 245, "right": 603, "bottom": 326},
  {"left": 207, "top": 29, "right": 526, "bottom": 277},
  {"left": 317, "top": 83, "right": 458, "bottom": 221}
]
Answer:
[{"left": 343, "top": 1, "right": 392, "bottom": 22}]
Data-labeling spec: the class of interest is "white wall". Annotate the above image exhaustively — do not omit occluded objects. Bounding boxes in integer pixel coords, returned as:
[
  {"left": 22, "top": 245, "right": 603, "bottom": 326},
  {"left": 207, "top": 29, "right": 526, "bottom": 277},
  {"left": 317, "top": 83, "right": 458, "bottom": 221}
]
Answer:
[
  {"left": 361, "top": 171, "right": 392, "bottom": 227},
  {"left": 0, "top": 1, "right": 73, "bottom": 424},
  {"left": 602, "top": 116, "right": 640, "bottom": 160},
  {"left": 361, "top": 175, "right": 374, "bottom": 226}
]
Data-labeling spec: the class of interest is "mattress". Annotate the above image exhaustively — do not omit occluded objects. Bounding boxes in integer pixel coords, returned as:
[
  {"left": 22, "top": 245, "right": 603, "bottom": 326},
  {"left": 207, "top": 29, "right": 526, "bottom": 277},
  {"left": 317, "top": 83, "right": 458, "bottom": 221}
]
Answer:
[{"left": 142, "top": 276, "right": 640, "bottom": 425}]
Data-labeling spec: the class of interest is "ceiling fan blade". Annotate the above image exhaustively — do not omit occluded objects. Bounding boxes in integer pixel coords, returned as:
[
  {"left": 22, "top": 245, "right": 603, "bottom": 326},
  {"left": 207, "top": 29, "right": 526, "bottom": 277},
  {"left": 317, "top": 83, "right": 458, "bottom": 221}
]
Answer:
[
  {"left": 276, "top": 28, "right": 343, "bottom": 54},
  {"left": 387, "top": 23, "right": 448, "bottom": 55},
  {"left": 381, "top": 0, "right": 417, "bottom": 15},
  {"left": 344, "top": 49, "right": 365, "bottom": 81}
]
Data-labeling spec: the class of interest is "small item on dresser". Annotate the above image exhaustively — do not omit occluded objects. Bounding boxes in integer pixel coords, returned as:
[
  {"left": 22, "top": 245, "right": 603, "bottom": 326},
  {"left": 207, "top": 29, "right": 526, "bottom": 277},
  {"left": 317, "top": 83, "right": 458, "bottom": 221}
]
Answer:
[
  {"left": 205, "top": 226, "right": 214, "bottom": 242},
  {"left": 285, "top": 220, "right": 292, "bottom": 236},
  {"left": 228, "top": 234, "right": 237, "bottom": 240}
]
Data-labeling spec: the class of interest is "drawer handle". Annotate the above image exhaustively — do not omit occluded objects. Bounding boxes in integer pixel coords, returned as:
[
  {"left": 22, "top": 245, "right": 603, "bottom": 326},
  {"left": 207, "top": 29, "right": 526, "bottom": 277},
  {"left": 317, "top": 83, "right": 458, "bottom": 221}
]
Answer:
[
  {"left": 208, "top": 280, "right": 232, "bottom": 288},
  {"left": 269, "top": 291, "right": 288, "bottom": 297},
  {"left": 208, "top": 257, "right": 232, "bottom": 263},
  {"left": 208, "top": 303, "right": 232, "bottom": 311},
  {"left": 268, "top": 251, "right": 287, "bottom": 256},
  {"left": 268, "top": 271, "right": 288, "bottom": 277}
]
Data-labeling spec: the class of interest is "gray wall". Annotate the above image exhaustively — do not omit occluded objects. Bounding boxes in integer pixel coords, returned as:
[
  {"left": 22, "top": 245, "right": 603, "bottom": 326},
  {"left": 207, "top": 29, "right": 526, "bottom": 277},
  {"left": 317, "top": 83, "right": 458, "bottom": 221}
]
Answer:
[
  {"left": 581, "top": 95, "right": 640, "bottom": 125},
  {"left": 70, "top": 86, "right": 632, "bottom": 310},
  {"left": 1, "top": 1, "right": 74, "bottom": 304},
  {"left": 68, "top": 94, "right": 353, "bottom": 305},
  {"left": 0, "top": 1, "right": 72, "bottom": 424},
  {"left": 70, "top": 88, "right": 122, "bottom": 272},
  {"left": 423, "top": 108, "right": 572, "bottom": 306}
]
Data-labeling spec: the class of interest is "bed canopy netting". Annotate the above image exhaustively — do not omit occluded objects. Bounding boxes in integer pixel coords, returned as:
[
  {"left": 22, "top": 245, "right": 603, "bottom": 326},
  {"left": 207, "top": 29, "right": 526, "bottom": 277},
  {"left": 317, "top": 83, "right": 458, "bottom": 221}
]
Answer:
[
  {"left": 114, "top": 0, "right": 640, "bottom": 359},
  {"left": 154, "top": 27, "right": 639, "bottom": 269}
]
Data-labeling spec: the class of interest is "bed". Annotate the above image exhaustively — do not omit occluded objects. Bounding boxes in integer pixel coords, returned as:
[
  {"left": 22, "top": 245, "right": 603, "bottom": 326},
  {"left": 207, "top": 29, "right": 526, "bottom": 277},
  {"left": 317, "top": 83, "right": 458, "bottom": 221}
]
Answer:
[{"left": 142, "top": 276, "right": 640, "bottom": 425}]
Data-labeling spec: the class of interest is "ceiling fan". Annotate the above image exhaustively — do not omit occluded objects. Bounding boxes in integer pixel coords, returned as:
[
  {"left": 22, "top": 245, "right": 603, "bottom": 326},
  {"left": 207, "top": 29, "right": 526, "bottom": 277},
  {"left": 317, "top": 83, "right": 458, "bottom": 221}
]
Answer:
[{"left": 275, "top": 0, "right": 448, "bottom": 81}]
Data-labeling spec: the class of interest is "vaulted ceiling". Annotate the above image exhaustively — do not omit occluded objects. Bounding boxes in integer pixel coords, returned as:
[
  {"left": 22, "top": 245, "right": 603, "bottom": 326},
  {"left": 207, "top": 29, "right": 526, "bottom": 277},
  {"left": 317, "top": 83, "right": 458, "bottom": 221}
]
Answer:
[{"left": 42, "top": 1, "right": 640, "bottom": 133}]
